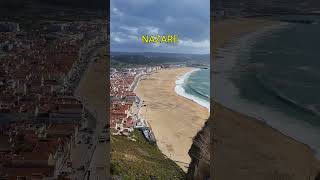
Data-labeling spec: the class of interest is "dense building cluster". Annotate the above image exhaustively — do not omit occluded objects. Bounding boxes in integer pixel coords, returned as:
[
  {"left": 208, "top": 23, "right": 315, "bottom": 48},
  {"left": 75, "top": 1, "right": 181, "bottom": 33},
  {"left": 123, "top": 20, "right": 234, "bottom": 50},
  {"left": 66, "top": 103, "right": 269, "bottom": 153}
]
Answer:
[
  {"left": 0, "top": 20, "right": 107, "bottom": 179},
  {"left": 110, "top": 66, "right": 160, "bottom": 139}
]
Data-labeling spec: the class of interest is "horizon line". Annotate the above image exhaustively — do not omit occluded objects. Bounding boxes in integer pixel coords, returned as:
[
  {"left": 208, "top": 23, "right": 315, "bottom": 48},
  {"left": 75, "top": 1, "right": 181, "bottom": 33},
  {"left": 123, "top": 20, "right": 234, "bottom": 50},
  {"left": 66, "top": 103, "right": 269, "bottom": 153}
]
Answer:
[{"left": 110, "top": 51, "right": 210, "bottom": 55}]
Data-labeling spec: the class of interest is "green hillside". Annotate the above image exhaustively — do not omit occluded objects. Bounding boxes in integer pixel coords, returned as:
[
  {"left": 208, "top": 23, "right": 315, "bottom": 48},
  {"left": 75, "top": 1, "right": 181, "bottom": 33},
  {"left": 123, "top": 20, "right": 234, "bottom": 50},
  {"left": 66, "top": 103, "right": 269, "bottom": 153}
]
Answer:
[{"left": 111, "top": 130, "right": 185, "bottom": 180}]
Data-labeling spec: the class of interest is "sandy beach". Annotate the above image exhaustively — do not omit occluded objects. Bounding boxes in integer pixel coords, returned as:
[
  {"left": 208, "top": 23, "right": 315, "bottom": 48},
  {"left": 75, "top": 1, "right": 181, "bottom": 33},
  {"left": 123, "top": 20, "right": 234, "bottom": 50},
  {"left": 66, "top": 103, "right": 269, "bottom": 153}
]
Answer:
[
  {"left": 134, "top": 67, "right": 209, "bottom": 171},
  {"left": 212, "top": 18, "right": 320, "bottom": 179}
]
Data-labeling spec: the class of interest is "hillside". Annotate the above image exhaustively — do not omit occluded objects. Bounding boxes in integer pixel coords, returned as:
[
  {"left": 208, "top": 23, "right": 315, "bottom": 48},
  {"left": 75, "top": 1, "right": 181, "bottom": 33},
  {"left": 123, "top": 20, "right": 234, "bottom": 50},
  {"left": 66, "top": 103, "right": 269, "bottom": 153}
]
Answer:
[{"left": 111, "top": 130, "right": 185, "bottom": 179}]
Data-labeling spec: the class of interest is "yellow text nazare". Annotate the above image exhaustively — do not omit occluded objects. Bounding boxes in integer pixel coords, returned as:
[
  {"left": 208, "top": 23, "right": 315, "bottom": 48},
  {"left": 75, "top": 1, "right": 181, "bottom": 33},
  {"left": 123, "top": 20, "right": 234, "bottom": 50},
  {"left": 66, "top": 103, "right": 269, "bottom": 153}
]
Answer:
[{"left": 141, "top": 35, "right": 178, "bottom": 44}]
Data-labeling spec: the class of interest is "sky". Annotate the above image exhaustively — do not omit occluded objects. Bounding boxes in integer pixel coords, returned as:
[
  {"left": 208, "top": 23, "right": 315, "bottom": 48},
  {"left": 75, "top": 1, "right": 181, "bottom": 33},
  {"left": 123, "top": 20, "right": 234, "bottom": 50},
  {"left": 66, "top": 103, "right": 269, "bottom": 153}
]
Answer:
[{"left": 110, "top": 0, "right": 210, "bottom": 54}]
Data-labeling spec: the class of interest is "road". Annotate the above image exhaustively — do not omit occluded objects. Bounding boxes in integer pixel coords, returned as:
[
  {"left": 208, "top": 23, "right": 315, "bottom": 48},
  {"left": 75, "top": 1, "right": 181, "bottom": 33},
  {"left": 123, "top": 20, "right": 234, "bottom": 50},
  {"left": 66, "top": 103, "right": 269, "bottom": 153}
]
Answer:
[{"left": 75, "top": 45, "right": 109, "bottom": 180}]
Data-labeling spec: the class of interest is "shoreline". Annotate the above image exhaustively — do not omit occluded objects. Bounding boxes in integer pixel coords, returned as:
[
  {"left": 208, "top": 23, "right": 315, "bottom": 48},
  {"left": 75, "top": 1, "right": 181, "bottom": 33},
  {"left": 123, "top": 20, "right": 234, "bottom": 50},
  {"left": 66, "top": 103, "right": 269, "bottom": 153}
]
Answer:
[
  {"left": 214, "top": 18, "right": 320, "bottom": 158},
  {"left": 212, "top": 18, "right": 320, "bottom": 179},
  {"left": 134, "top": 67, "right": 209, "bottom": 172},
  {"left": 175, "top": 68, "right": 210, "bottom": 111}
]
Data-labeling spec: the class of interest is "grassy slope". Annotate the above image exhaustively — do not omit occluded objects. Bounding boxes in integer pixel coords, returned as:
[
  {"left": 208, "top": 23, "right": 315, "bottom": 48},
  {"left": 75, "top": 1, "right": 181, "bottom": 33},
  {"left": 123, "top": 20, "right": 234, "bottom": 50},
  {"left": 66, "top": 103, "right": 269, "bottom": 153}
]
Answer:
[{"left": 111, "top": 130, "right": 185, "bottom": 180}]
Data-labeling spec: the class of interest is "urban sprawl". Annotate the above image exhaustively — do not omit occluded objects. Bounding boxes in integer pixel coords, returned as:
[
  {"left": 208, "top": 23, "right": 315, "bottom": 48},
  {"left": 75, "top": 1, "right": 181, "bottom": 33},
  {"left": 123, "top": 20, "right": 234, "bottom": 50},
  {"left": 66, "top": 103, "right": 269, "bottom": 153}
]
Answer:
[
  {"left": 0, "top": 20, "right": 107, "bottom": 179},
  {"left": 110, "top": 66, "right": 162, "bottom": 142}
]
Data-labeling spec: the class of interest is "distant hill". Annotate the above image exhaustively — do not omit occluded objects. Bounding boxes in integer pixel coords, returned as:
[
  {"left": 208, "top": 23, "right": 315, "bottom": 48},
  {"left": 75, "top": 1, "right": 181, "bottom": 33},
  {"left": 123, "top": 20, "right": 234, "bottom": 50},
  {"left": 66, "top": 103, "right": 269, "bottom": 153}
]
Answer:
[{"left": 111, "top": 52, "right": 210, "bottom": 67}]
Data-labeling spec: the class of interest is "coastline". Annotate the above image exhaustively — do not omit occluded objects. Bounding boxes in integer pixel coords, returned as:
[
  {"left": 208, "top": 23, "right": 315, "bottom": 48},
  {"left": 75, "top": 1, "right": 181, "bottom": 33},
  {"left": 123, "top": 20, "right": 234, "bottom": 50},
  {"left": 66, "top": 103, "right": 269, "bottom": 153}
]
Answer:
[
  {"left": 134, "top": 67, "right": 209, "bottom": 171},
  {"left": 212, "top": 18, "right": 320, "bottom": 179},
  {"left": 175, "top": 68, "right": 210, "bottom": 111}
]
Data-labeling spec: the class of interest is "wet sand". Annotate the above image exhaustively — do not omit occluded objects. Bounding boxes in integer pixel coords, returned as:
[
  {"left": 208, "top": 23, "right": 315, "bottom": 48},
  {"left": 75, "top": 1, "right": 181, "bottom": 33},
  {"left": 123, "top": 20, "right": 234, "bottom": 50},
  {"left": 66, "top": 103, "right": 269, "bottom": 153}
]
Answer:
[{"left": 135, "top": 67, "right": 209, "bottom": 171}]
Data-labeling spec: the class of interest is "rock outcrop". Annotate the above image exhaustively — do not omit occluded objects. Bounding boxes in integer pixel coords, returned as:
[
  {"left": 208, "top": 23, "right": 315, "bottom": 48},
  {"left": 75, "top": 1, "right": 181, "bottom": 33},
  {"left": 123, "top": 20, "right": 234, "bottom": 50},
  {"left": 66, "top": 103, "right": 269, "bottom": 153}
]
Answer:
[{"left": 187, "top": 119, "right": 211, "bottom": 180}]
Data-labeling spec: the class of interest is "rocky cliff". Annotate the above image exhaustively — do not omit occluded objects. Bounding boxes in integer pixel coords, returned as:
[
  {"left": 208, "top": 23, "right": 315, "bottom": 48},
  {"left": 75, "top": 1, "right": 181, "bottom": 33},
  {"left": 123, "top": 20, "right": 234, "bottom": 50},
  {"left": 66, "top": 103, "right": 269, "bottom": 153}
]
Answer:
[{"left": 187, "top": 119, "right": 211, "bottom": 180}]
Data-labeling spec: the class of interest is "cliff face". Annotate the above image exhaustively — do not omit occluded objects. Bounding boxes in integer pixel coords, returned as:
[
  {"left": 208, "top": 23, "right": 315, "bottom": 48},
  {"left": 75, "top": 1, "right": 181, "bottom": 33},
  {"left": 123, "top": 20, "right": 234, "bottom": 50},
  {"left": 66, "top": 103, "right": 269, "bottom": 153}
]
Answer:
[{"left": 187, "top": 119, "right": 211, "bottom": 180}]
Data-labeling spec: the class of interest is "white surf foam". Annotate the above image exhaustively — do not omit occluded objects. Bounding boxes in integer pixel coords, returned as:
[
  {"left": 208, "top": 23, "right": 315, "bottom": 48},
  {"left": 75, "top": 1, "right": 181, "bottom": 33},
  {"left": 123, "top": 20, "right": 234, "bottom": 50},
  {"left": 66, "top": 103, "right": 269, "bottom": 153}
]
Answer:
[
  {"left": 213, "top": 23, "right": 320, "bottom": 159},
  {"left": 175, "top": 68, "right": 210, "bottom": 111}
]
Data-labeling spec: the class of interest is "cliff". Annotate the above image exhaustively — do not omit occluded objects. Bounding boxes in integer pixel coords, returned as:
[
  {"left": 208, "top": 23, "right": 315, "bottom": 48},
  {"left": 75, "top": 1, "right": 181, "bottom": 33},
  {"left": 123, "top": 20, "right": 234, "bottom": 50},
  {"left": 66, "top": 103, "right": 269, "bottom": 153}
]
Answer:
[{"left": 186, "top": 119, "right": 211, "bottom": 180}]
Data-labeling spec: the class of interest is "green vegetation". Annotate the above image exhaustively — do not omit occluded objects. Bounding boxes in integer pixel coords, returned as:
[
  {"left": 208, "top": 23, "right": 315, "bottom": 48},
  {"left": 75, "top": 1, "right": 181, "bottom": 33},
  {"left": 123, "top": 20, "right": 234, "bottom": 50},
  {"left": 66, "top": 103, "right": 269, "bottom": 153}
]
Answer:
[
  {"left": 111, "top": 130, "right": 185, "bottom": 180},
  {"left": 111, "top": 53, "right": 210, "bottom": 66},
  {"left": 110, "top": 60, "right": 147, "bottom": 69}
]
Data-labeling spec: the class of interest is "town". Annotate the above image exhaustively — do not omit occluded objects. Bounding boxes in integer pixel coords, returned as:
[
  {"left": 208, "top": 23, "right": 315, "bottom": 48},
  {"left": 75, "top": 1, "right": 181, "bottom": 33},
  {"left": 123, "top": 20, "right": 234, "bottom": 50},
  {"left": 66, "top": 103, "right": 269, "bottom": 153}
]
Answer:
[
  {"left": 110, "top": 66, "right": 162, "bottom": 142},
  {"left": 0, "top": 19, "right": 108, "bottom": 179}
]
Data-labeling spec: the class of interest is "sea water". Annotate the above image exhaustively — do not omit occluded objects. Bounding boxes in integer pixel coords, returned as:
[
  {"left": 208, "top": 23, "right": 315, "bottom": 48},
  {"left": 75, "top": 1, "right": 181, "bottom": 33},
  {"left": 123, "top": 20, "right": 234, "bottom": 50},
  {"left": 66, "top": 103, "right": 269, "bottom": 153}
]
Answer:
[
  {"left": 175, "top": 68, "right": 210, "bottom": 111},
  {"left": 214, "top": 15, "right": 320, "bottom": 159}
]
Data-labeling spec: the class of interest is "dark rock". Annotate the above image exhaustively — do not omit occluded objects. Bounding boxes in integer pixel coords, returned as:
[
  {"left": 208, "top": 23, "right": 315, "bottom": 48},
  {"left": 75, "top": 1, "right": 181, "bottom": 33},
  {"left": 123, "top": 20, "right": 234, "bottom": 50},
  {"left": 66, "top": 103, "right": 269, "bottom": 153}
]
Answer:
[{"left": 187, "top": 119, "right": 211, "bottom": 180}]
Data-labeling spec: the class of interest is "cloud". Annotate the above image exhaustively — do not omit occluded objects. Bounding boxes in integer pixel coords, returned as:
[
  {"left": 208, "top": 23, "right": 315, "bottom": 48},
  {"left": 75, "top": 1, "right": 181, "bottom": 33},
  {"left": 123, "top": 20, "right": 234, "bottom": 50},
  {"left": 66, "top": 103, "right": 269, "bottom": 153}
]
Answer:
[
  {"left": 179, "top": 39, "right": 210, "bottom": 49},
  {"left": 111, "top": 32, "right": 139, "bottom": 43},
  {"left": 164, "top": 16, "right": 175, "bottom": 24},
  {"left": 110, "top": 0, "right": 210, "bottom": 54},
  {"left": 119, "top": 25, "right": 139, "bottom": 34},
  {"left": 111, "top": 7, "right": 123, "bottom": 16},
  {"left": 145, "top": 26, "right": 160, "bottom": 35}
]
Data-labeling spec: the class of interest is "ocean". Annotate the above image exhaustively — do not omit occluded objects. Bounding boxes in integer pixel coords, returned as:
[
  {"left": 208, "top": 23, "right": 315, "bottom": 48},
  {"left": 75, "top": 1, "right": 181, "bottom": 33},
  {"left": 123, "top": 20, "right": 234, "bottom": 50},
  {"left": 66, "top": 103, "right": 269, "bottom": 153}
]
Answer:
[
  {"left": 175, "top": 68, "right": 210, "bottom": 111},
  {"left": 214, "top": 16, "right": 320, "bottom": 159}
]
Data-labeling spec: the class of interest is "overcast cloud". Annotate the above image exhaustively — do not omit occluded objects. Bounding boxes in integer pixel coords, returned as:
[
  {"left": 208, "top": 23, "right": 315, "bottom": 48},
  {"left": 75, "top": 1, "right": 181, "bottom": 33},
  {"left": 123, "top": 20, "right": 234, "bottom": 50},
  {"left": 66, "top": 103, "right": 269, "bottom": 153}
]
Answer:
[{"left": 111, "top": 0, "right": 210, "bottom": 54}]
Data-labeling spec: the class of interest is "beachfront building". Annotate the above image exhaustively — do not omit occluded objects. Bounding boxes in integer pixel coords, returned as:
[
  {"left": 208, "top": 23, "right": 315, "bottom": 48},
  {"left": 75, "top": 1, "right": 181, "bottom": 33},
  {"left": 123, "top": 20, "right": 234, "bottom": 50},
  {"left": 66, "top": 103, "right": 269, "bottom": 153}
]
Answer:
[
  {"left": 110, "top": 105, "right": 135, "bottom": 136},
  {"left": 110, "top": 66, "right": 161, "bottom": 136},
  {"left": 134, "top": 116, "right": 147, "bottom": 129}
]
